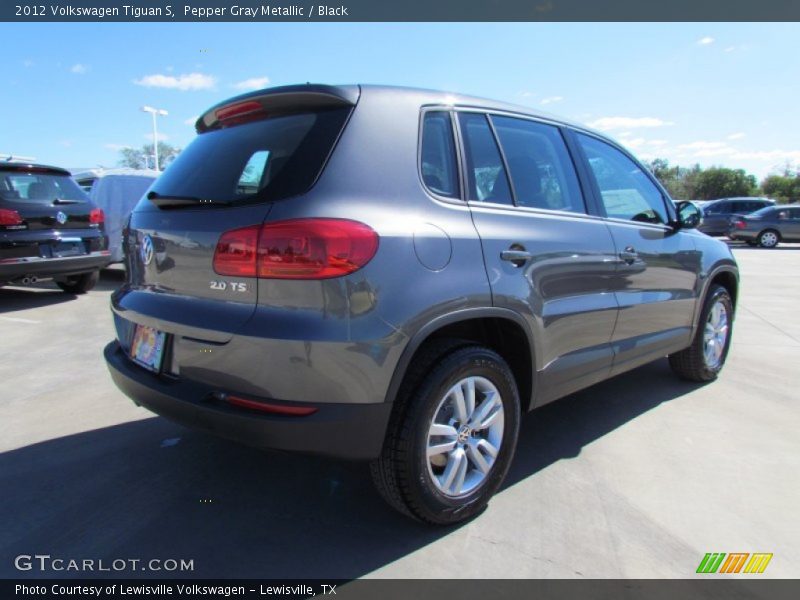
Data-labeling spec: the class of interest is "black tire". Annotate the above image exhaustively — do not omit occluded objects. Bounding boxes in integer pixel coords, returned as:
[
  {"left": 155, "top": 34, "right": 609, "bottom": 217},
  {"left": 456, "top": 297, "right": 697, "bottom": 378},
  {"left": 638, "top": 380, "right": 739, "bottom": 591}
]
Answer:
[
  {"left": 55, "top": 270, "right": 99, "bottom": 294},
  {"left": 371, "top": 340, "right": 520, "bottom": 525},
  {"left": 758, "top": 229, "right": 780, "bottom": 248},
  {"left": 669, "top": 285, "right": 733, "bottom": 382}
]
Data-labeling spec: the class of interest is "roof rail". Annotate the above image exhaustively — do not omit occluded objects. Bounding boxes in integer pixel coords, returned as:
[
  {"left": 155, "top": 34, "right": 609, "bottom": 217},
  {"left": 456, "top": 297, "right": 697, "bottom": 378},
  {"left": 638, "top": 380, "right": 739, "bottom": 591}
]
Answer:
[{"left": 1, "top": 154, "right": 37, "bottom": 163}]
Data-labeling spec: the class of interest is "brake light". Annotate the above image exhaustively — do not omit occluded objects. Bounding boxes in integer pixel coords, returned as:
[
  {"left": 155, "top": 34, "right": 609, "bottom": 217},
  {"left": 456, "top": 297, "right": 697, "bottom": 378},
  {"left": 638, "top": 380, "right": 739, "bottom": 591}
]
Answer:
[
  {"left": 0, "top": 209, "right": 23, "bottom": 226},
  {"left": 733, "top": 220, "right": 746, "bottom": 230},
  {"left": 89, "top": 208, "right": 105, "bottom": 224},
  {"left": 213, "top": 218, "right": 379, "bottom": 279},
  {"left": 214, "top": 100, "right": 268, "bottom": 127}
]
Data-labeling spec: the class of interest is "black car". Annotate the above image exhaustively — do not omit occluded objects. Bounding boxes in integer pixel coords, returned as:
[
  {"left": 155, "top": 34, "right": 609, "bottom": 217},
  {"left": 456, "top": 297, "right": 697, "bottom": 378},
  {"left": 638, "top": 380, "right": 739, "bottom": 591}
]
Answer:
[
  {"left": 0, "top": 163, "right": 110, "bottom": 293},
  {"left": 699, "top": 197, "right": 774, "bottom": 236}
]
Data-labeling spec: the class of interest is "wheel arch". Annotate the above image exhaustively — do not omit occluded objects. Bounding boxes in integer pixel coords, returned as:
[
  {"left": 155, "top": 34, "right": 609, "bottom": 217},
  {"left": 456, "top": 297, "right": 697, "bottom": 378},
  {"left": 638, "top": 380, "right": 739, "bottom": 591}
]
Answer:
[{"left": 384, "top": 308, "right": 537, "bottom": 412}]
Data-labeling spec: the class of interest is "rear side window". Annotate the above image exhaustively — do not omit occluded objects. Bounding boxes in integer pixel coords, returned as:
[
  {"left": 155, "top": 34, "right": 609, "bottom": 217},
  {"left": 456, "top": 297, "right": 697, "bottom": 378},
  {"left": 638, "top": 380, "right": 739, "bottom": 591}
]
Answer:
[
  {"left": 491, "top": 116, "right": 585, "bottom": 213},
  {"left": 705, "top": 202, "right": 728, "bottom": 215},
  {"left": 577, "top": 133, "right": 668, "bottom": 224},
  {"left": 420, "top": 111, "right": 459, "bottom": 198},
  {"left": 457, "top": 112, "right": 512, "bottom": 205},
  {"left": 152, "top": 108, "right": 351, "bottom": 203},
  {"left": 0, "top": 172, "right": 88, "bottom": 203}
]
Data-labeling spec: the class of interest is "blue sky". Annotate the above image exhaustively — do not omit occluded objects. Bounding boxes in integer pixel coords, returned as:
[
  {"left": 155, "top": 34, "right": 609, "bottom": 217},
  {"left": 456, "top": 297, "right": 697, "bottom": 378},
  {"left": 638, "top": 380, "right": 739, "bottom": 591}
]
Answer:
[{"left": 2, "top": 22, "right": 798, "bottom": 180}]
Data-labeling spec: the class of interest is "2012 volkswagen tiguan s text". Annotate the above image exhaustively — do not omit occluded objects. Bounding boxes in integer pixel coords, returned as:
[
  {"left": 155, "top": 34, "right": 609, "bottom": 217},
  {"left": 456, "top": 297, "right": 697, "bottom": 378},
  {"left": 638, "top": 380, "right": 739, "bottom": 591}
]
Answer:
[{"left": 105, "top": 84, "right": 738, "bottom": 524}]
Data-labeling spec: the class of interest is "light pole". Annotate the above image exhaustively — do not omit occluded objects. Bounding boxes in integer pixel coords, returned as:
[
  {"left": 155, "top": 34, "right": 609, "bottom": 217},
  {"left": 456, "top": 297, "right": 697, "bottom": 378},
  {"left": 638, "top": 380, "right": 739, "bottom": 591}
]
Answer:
[{"left": 141, "top": 105, "right": 168, "bottom": 171}]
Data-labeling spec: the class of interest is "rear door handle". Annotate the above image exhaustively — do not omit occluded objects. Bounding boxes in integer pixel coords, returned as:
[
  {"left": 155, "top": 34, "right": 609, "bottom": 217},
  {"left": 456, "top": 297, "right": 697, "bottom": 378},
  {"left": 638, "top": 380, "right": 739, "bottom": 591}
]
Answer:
[
  {"left": 501, "top": 249, "right": 532, "bottom": 266},
  {"left": 619, "top": 246, "right": 638, "bottom": 265}
]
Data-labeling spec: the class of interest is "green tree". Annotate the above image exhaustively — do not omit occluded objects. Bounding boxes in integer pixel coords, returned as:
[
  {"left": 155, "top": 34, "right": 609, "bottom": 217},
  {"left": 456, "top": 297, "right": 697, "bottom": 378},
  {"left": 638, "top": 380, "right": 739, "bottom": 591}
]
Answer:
[
  {"left": 118, "top": 142, "right": 180, "bottom": 171},
  {"left": 693, "top": 167, "right": 757, "bottom": 200},
  {"left": 762, "top": 173, "right": 800, "bottom": 204}
]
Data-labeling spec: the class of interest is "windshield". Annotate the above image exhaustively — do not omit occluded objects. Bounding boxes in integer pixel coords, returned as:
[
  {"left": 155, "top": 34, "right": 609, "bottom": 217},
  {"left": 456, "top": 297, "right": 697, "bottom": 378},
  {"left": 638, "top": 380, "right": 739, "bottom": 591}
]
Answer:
[
  {"left": 151, "top": 108, "right": 351, "bottom": 204},
  {"left": 0, "top": 171, "right": 88, "bottom": 203}
]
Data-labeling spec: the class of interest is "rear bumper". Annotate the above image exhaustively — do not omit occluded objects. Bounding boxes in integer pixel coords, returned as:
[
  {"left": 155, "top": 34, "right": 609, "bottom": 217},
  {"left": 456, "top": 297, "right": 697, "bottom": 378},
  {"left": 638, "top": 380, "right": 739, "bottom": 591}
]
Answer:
[
  {"left": 0, "top": 251, "right": 110, "bottom": 281},
  {"left": 104, "top": 341, "right": 392, "bottom": 460}
]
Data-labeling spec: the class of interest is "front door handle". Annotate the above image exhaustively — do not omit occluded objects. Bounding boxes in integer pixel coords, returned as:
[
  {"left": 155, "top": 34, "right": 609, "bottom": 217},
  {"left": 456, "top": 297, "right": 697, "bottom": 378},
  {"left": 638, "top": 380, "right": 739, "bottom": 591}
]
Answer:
[
  {"left": 619, "top": 246, "right": 638, "bottom": 265},
  {"left": 501, "top": 249, "right": 532, "bottom": 267}
]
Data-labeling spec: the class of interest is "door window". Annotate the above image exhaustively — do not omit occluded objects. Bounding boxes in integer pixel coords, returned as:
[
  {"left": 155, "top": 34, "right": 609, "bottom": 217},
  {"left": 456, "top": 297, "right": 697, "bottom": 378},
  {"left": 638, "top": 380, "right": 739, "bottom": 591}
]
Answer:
[
  {"left": 457, "top": 112, "right": 513, "bottom": 205},
  {"left": 491, "top": 116, "right": 585, "bottom": 213},
  {"left": 577, "top": 134, "right": 669, "bottom": 224}
]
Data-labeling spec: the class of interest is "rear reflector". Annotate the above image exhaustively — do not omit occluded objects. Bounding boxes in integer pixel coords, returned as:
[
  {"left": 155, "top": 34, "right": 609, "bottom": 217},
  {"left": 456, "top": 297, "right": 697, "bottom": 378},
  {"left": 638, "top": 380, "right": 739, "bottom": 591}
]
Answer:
[
  {"left": 213, "top": 218, "right": 378, "bottom": 279},
  {"left": 89, "top": 208, "right": 105, "bottom": 224},
  {"left": 224, "top": 394, "right": 318, "bottom": 416},
  {"left": 0, "top": 209, "right": 23, "bottom": 226}
]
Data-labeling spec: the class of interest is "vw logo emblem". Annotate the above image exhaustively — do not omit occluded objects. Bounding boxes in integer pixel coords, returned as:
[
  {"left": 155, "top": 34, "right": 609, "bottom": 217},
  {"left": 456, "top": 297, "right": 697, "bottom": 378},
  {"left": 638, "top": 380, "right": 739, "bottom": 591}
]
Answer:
[
  {"left": 140, "top": 235, "right": 154, "bottom": 266},
  {"left": 55, "top": 211, "right": 67, "bottom": 225}
]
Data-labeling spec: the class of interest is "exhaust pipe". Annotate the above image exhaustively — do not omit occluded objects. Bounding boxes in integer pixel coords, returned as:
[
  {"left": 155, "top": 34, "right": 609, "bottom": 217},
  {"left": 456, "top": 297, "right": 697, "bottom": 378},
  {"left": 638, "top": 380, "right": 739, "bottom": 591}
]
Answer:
[{"left": 20, "top": 275, "right": 38, "bottom": 285}]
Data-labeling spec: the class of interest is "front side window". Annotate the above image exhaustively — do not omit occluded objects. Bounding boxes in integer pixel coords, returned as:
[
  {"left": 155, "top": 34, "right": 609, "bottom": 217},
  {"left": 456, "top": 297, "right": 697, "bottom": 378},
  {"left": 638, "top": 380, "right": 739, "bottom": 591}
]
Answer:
[
  {"left": 457, "top": 112, "right": 513, "bottom": 205},
  {"left": 420, "top": 111, "right": 459, "bottom": 198},
  {"left": 577, "top": 133, "right": 668, "bottom": 224},
  {"left": 491, "top": 116, "right": 585, "bottom": 213}
]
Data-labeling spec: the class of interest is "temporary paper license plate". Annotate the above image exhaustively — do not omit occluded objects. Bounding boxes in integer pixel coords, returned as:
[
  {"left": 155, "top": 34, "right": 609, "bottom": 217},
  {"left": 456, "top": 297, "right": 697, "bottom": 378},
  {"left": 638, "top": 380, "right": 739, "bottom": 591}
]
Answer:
[{"left": 130, "top": 324, "right": 166, "bottom": 372}]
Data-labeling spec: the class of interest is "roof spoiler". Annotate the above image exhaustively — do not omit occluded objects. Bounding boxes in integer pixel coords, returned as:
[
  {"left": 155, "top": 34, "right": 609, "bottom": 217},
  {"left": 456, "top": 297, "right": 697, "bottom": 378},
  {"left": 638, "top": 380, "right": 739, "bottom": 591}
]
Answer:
[{"left": 196, "top": 84, "right": 360, "bottom": 133}]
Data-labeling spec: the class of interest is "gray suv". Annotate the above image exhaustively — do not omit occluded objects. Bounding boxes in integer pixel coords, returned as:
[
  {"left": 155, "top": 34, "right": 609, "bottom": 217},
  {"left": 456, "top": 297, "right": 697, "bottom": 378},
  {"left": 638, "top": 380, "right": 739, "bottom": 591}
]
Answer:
[{"left": 105, "top": 85, "right": 738, "bottom": 524}]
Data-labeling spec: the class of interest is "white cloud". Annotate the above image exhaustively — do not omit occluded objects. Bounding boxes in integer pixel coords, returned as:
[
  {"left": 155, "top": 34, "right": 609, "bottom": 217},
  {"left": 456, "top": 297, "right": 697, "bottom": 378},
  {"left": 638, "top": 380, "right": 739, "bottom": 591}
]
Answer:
[
  {"left": 105, "top": 143, "right": 131, "bottom": 151},
  {"left": 731, "top": 149, "right": 800, "bottom": 162},
  {"left": 697, "top": 36, "right": 715, "bottom": 45},
  {"left": 724, "top": 46, "right": 736, "bottom": 53},
  {"left": 540, "top": 96, "right": 563, "bottom": 105},
  {"left": 22, "top": 59, "right": 34, "bottom": 68},
  {"left": 678, "top": 141, "right": 734, "bottom": 157},
  {"left": 517, "top": 91, "right": 536, "bottom": 98},
  {"left": 143, "top": 132, "right": 169, "bottom": 142},
  {"left": 70, "top": 63, "right": 88, "bottom": 74},
  {"left": 589, "top": 117, "right": 673, "bottom": 131},
  {"left": 134, "top": 72, "right": 216, "bottom": 91},
  {"left": 727, "top": 132, "right": 746, "bottom": 140},
  {"left": 184, "top": 116, "right": 199, "bottom": 126},
  {"left": 59, "top": 140, "right": 73, "bottom": 148},
  {"left": 231, "top": 76, "right": 271, "bottom": 91},
  {"left": 621, "top": 137, "right": 647, "bottom": 149},
  {"left": 647, "top": 140, "right": 668, "bottom": 147}
]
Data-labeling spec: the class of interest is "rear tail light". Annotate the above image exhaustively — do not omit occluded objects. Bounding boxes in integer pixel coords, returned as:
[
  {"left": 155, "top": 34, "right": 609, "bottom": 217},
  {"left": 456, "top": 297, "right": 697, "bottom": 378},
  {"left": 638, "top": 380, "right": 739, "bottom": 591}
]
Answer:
[
  {"left": 733, "top": 220, "right": 746, "bottom": 230},
  {"left": 213, "top": 218, "right": 378, "bottom": 279},
  {"left": 0, "top": 209, "right": 23, "bottom": 226},
  {"left": 89, "top": 208, "right": 105, "bottom": 224}
]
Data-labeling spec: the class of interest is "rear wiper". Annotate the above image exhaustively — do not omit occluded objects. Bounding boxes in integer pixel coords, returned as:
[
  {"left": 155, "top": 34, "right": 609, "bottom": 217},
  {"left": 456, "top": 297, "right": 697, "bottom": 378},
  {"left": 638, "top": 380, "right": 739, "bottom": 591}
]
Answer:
[
  {"left": 53, "top": 197, "right": 85, "bottom": 205},
  {"left": 147, "top": 191, "right": 231, "bottom": 208}
]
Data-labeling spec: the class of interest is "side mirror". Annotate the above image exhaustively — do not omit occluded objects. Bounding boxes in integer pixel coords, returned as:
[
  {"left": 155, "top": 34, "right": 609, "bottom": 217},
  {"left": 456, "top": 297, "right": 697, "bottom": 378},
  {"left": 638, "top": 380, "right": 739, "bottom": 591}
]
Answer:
[{"left": 674, "top": 201, "right": 702, "bottom": 230}]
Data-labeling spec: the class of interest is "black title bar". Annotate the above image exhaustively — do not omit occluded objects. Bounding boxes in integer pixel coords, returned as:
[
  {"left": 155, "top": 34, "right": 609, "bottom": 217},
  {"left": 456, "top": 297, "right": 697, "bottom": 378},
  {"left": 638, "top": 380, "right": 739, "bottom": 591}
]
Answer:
[{"left": 4, "top": 0, "right": 800, "bottom": 22}]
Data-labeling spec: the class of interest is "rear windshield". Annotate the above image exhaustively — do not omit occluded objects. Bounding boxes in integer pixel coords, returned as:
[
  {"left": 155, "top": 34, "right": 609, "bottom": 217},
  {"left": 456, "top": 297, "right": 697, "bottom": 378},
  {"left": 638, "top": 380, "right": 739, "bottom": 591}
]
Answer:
[
  {"left": 0, "top": 171, "right": 88, "bottom": 203},
  {"left": 750, "top": 206, "right": 775, "bottom": 217},
  {"left": 151, "top": 108, "right": 351, "bottom": 204}
]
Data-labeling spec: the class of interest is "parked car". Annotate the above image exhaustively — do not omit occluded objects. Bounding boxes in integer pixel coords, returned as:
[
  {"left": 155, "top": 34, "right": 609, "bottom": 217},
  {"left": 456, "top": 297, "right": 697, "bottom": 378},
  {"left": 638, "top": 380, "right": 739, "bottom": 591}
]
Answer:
[
  {"left": 729, "top": 203, "right": 800, "bottom": 247},
  {"left": 698, "top": 197, "right": 774, "bottom": 236},
  {"left": 1, "top": 163, "right": 110, "bottom": 292},
  {"left": 104, "top": 84, "right": 738, "bottom": 524},
  {"left": 83, "top": 169, "right": 158, "bottom": 263}
]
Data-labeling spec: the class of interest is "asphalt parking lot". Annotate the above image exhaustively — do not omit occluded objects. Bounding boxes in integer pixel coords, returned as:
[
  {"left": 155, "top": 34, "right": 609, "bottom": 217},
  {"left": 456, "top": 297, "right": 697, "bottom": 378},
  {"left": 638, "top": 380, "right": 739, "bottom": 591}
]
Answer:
[{"left": 1, "top": 244, "right": 798, "bottom": 579}]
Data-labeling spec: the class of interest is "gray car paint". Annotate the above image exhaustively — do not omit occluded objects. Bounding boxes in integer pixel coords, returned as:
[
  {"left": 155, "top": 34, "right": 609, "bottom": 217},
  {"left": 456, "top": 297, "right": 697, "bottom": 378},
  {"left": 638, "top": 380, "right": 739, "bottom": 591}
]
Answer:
[{"left": 110, "top": 84, "right": 738, "bottom": 443}]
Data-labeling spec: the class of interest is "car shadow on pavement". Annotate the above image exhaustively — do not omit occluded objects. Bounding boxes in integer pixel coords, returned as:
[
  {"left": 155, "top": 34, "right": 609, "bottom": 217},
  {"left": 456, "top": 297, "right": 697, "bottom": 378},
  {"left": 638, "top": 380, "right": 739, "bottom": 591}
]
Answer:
[
  {"left": 0, "top": 287, "right": 76, "bottom": 312},
  {"left": 0, "top": 360, "right": 700, "bottom": 580}
]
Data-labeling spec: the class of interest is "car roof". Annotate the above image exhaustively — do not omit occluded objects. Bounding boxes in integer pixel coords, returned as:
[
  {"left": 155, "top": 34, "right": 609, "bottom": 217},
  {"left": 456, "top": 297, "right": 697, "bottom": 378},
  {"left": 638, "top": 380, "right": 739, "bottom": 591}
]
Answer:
[
  {"left": 204, "top": 83, "right": 612, "bottom": 141},
  {"left": 0, "top": 163, "right": 71, "bottom": 176}
]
